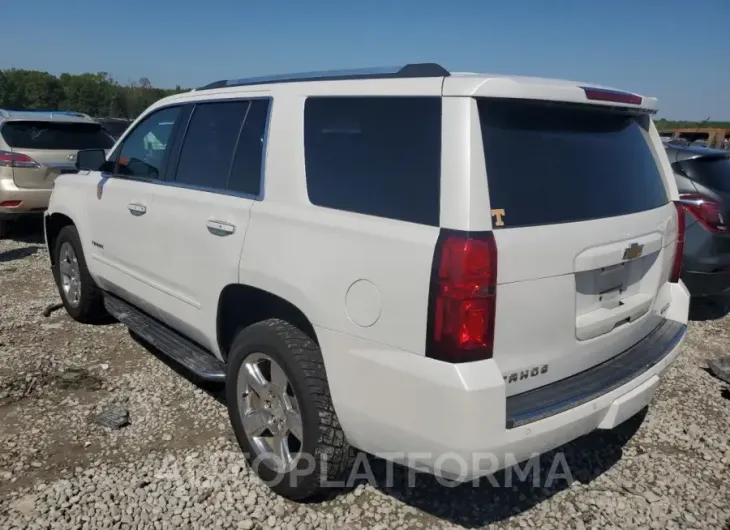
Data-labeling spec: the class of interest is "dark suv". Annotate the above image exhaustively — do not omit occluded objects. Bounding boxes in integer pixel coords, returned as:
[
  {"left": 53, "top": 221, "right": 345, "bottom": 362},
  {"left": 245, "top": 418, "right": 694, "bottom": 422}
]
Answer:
[{"left": 668, "top": 144, "right": 730, "bottom": 297}]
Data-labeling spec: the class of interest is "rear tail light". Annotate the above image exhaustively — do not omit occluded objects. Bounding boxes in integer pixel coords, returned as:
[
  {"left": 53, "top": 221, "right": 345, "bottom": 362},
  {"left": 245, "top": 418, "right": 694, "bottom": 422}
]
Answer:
[
  {"left": 0, "top": 150, "right": 41, "bottom": 169},
  {"left": 582, "top": 87, "right": 643, "bottom": 105},
  {"left": 670, "top": 201, "right": 685, "bottom": 283},
  {"left": 0, "top": 200, "right": 22, "bottom": 208},
  {"left": 679, "top": 193, "right": 728, "bottom": 233},
  {"left": 426, "top": 230, "right": 497, "bottom": 363}
]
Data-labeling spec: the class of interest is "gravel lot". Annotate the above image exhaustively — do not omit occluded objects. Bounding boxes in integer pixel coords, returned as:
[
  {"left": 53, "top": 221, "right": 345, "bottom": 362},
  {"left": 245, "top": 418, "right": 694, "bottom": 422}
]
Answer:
[{"left": 2, "top": 221, "right": 730, "bottom": 530}]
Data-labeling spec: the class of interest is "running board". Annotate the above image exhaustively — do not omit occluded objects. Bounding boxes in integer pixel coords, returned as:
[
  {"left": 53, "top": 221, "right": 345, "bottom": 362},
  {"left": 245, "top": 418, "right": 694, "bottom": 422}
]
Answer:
[{"left": 103, "top": 294, "right": 226, "bottom": 383}]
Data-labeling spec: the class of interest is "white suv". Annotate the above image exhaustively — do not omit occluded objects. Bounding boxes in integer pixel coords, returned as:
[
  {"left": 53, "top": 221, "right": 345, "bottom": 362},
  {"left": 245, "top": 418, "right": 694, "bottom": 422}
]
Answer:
[{"left": 44, "top": 63, "right": 690, "bottom": 500}]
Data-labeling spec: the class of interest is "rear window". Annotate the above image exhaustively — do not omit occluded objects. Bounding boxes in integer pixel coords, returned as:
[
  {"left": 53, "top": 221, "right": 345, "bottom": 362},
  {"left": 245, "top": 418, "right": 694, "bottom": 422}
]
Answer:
[
  {"left": 1, "top": 121, "right": 114, "bottom": 150},
  {"left": 101, "top": 121, "right": 131, "bottom": 138},
  {"left": 679, "top": 156, "right": 730, "bottom": 193},
  {"left": 478, "top": 99, "right": 668, "bottom": 228}
]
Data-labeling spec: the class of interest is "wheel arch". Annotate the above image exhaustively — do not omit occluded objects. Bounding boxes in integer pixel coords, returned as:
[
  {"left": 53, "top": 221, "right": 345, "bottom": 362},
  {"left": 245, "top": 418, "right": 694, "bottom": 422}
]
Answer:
[
  {"left": 216, "top": 283, "right": 319, "bottom": 361},
  {"left": 45, "top": 212, "right": 76, "bottom": 265}
]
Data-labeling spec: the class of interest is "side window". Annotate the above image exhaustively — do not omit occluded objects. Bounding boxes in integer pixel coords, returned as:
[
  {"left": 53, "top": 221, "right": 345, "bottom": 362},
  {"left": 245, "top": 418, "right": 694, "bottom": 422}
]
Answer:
[
  {"left": 228, "top": 99, "right": 270, "bottom": 196},
  {"left": 173, "top": 101, "right": 250, "bottom": 190},
  {"left": 116, "top": 106, "right": 181, "bottom": 179},
  {"left": 303, "top": 97, "right": 442, "bottom": 226}
]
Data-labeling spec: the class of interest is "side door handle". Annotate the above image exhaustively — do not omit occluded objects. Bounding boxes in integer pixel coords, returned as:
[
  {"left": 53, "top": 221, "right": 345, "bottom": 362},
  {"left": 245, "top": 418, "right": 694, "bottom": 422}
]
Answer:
[
  {"left": 206, "top": 220, "right": 236, "bottom": 236},
  {"left": 127, "top": 203, "right": 147, "bottom": 216}
]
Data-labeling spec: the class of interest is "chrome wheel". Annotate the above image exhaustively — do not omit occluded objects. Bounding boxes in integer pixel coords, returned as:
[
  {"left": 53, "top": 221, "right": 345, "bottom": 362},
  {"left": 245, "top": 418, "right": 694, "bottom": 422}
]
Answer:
[
  {"left": 238, "top": 353, "right": 303, "bottom": 471},
  {"left": 58, "top": 242, "right": 81, "bottom": 307}
]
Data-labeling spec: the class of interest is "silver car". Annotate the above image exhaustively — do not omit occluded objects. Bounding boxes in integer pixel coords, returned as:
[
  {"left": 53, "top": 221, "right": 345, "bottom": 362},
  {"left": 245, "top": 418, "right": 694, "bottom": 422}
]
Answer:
[{"left": 0, "top": 110, "right": 115, "bottom": 237}]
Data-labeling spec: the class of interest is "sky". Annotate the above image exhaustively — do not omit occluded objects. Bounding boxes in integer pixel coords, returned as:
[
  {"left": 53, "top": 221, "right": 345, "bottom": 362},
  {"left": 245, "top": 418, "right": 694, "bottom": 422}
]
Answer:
[{"left": 2, "top": 0, "right": 728, "bottom": 120}]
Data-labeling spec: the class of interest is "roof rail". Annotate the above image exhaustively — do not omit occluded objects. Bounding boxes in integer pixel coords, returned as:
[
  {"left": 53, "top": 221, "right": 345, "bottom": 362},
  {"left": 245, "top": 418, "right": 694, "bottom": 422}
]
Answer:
[
  {"left": 0, "top": 109, "right": 92, "bottom": 119},
  {"left": 46, "top": 110, "right": 92, "bottom": 119},
  {"left": 198, "top": 62, "right": 450, "bottom": 90}
]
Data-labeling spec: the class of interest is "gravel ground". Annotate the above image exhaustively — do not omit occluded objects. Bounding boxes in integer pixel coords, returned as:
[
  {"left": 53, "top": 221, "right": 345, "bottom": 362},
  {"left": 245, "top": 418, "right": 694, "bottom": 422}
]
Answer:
[{"left": 1, "top": 221, "right": 730, "bottom": 530}]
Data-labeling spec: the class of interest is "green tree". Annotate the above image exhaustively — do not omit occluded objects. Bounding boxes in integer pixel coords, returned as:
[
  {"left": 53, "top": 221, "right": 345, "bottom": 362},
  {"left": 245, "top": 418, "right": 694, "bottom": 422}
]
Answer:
[
  {"left": 655, "top": 118, "right": 730, "bottom": 129},
  {"left": 0, "top": 68, "right": 187, "bottom": 118},
  {"left": 0, "top": 69, "right": 64, "bottom": 109}
]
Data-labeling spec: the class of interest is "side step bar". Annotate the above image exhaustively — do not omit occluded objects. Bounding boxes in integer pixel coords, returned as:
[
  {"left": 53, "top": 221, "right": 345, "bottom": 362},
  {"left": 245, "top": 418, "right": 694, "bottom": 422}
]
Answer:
[{"left": 103, "top": 294, "right": 226, "bottom": 383}]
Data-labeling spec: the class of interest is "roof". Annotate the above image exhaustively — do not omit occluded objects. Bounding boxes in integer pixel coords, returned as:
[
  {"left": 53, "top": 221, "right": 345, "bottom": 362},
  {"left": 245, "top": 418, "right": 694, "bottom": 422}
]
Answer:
[
  {"left": 0, "top": 109, "right": 97, "bottom": 124},
  {"left": 665, "top": 143, "right": 730, "bottom": 163},
  {"left": 154, "top": 62, "right": 657, "bottom": 114}
]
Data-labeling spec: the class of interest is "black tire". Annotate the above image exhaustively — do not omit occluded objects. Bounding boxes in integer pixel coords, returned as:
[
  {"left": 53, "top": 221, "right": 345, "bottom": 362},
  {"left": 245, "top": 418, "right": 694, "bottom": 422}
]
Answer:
[
  {"left": 0, "top": 220, "right": 7, "bottom": 240},
  {"left": 226, "top": 318, "right": 355, "bottom": 500},
  {"left": 52, "top": 225, "right": 107, "bottom": 323}
]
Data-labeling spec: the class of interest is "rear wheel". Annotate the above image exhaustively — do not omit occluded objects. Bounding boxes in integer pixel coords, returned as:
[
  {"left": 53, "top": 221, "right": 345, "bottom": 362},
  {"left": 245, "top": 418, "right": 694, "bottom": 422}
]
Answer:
[
  {"left": 0, "top": 220, "right": 7, "bottom": 240},
  {"left": 226, "top": 319, "right": 355, "bottom": 500},
  {"left": 52, "top": 225, "right": 107, "bottom": 323}
]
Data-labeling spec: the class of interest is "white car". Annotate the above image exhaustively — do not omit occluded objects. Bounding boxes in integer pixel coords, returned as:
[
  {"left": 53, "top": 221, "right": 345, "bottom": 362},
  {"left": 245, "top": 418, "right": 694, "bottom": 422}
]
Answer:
[{"left": 44, "top": 63, "right": 690, "bottom": 500}]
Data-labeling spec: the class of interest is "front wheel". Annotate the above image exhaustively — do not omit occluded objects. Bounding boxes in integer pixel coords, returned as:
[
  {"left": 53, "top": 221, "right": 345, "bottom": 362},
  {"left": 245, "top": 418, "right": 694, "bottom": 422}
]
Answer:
[
  {"left": 226, "top": 319, "right": 355, "bottom": 500},
  {"left": 52, "top": 225, "right": 107, "bottom": 323}
]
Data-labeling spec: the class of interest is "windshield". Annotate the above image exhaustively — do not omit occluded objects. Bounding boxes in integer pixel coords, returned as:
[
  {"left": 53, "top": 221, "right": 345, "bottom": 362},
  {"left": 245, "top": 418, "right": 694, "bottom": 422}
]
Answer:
[
  {"left": 1, "top": 121, "right": 115, "bottom": 150},
  {"left": 477, "top": 98, "right": 668, "bottom": 228}
]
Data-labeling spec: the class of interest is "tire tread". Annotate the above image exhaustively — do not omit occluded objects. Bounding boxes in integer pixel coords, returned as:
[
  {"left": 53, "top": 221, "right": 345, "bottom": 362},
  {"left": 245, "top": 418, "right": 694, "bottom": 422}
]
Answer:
[{"left": 228, "top": 318, "right": 355, "bottom": 500}]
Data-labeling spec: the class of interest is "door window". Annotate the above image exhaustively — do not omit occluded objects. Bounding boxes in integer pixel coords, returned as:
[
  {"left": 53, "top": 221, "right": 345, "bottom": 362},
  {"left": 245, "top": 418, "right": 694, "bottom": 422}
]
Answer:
[
  {"left": 115, "top": 106, "right": 181, "bottom": 179},
  {"left": 173, "top": 101, "right": 250, "bottom": 190},
  {"left": 228, "top": 99, "right": 270, "bottom": 196}
]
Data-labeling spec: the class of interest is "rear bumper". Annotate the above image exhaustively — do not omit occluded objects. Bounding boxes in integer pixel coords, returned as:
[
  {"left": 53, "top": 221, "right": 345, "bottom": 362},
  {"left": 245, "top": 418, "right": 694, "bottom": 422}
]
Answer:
[
  {"left": 681, "top": 270, "right": 730, "bottom": 297},
  {"left": 505, "top": 318, "right": 685, "bottom": 428},
  {"left": 319, "top": 281, "right": 689, "bottom": 480},
  {"left": 0, "top": 177, "right": 51, "bottom": 219}
]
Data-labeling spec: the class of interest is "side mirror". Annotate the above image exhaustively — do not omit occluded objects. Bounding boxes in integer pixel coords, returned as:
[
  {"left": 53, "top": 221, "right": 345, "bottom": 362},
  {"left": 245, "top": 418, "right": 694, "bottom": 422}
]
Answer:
[{"left": 76, "top": 149, "right": 108, "bottom": 171}]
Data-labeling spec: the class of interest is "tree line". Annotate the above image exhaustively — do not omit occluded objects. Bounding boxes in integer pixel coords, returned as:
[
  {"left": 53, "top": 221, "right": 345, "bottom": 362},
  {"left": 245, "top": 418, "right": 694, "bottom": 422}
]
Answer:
[
  {"left": 0, "top": 69, "right": 187, "bottom": 119},
  {"left": 654, "top": 118, "right": 730, "bottom": 129}
]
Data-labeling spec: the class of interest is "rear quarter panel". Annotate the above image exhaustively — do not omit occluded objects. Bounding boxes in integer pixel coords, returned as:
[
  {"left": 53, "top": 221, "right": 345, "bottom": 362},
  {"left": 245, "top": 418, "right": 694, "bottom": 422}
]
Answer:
[{"left": 242, "top": 204, "right": 438, "bottom": 354}]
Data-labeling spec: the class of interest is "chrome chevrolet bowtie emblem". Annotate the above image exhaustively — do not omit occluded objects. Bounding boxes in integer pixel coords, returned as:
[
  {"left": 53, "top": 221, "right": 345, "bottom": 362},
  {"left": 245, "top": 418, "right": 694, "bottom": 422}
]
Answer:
[
  {"left": 622, "top": 242, "right": 644, "bottom": 260},
  {"left": 67, "top": 154, "right": 76, "bottom": 161}
]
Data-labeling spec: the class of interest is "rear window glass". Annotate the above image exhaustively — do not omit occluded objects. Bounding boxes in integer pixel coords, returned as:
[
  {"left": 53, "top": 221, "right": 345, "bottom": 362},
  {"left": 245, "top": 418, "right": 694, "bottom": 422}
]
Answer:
[
  {"left": 304, "top": 97, "right": 441, "bottom": 226},
  {"left": 478, "top": 99, "right": 668, "bottom": 228},
  {"left": 1, "top": 121, "right": 114, "bottom": 150},
  {"left": 100, "top": 121, "right": 131, "bottom": 138},
  {"left": 679, "top": 156, "right": 730, "bottom": 193}
]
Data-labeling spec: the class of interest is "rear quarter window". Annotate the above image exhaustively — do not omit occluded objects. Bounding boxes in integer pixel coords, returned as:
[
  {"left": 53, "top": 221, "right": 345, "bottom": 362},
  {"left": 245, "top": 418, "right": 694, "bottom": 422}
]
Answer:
[
  {"left": 478, "top": 99, "right": 669, "bottom": 228},
  {"left": 679, "top": 156, "right": 730, "bottom": 193},
  {"left": 1, "top": 121, "right": 114, "bottom": 150},
  {"left": 304, "top": 96, "right": 442, "bottom": 226}
]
